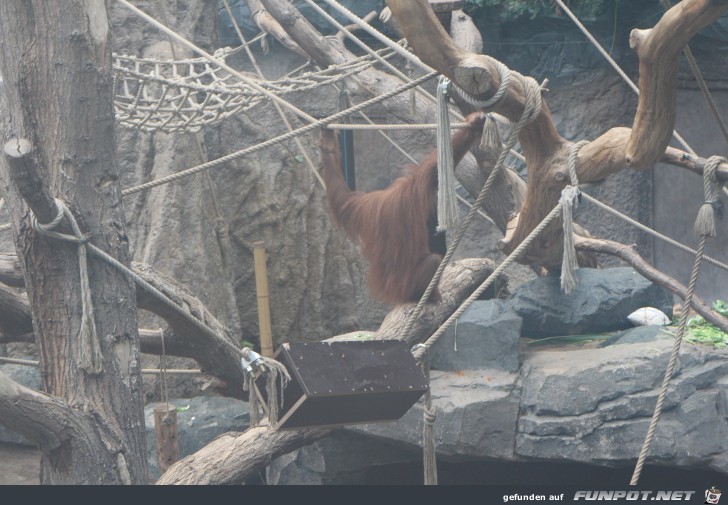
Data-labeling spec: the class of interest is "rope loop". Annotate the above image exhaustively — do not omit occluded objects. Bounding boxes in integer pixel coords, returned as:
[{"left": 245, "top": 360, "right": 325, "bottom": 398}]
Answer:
[
  {"left": 694, "top": 155, "right": 725, "bottom": 237},
  {"left": 568, "top": 140, "right": 590, "bottom": 187},
  {"left": 31, "top": 199, "right": 103, "bottom": 375},
  {"left": 449, "top": 59, "right": 511, "bottom": 109}
]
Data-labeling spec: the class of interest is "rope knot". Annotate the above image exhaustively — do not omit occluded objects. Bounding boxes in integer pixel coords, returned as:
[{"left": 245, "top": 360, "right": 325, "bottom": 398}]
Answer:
[
  {"left": 30, "top": 199, "right": 103, "bottom": 375},
  {"left": 449, "top": 58, "right": 511, "bottom": 109},
  {"left": 694, "top": 155, "right": 725, "bottom": 237},
  {"left": 423, "top": 406, "right": 437, "bottom": 424}
]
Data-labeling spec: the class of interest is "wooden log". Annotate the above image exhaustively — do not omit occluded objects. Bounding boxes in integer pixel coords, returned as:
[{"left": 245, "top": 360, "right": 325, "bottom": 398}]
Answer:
[
  {"left": 153, "top": 403, "right": 180, "bottom": 474},
  {"left": 253, "top": 241, "right": 274, "bottom": 358}
]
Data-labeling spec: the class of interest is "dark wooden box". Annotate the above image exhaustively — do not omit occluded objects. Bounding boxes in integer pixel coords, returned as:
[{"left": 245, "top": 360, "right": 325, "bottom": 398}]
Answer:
[{"left": 263, "top": 340, "right": 428, "bottom": 430}]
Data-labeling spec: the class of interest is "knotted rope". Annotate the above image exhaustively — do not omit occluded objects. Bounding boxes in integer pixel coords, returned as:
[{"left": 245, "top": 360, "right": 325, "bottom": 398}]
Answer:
[
  {"left": 418, "top": 357, "right": 437, "bottom": 485},
  {"left": 436, "top": 77, "right": 459, "bottom": 232},
  {"left": 694, "top": 156, "right": 724, "bottom": 237},
  {"left": 32, "top": 200, "right": 103, "bottom": 375},
  {"left": 407, "top": 72, "right": 547, "bottom": 485},
  {"left": 630, "top": 156, "right": 723, "bottom": 485},
  {"left": 402, "top": 71, "right": 542, "bottom": 344},
  {"left": 560, "top": 140, "right": 590, "bottom": 293},
  {"left": 449, "top": 59, "right": 512, "bottom": 109},
  {"left": 241, "top": 347, "right": 291, "bottom": 427}
]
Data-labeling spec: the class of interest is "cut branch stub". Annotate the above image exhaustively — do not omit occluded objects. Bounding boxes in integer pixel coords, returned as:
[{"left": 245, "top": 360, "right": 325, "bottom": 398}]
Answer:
[
  {"left": 3, "top": 138, "right": 58, "bottom": 224},
  {"left": 626, "top": 0, "right": 728, "bottom": 168}
]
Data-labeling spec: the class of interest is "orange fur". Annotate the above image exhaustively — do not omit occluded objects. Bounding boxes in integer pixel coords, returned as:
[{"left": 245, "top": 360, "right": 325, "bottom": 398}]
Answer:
[{"left": 319, "top": 112, "right": 486, "bottom": 304}]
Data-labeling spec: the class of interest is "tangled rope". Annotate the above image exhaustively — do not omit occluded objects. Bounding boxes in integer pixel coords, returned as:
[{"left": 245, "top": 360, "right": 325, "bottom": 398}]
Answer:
[{"left": 113, "top": 49, "right": 384, "bottom": 133}]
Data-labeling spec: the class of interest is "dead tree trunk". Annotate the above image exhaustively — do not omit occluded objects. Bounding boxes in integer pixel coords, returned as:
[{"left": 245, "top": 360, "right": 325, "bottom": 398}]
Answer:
[{"left": 0, "top": 1, "right": 147, "bottom": 484}]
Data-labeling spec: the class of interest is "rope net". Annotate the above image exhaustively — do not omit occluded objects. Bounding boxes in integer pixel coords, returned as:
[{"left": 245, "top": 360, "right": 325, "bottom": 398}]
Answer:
[{"left": 112, "top": 48, "right": 383, "bottom": 133}]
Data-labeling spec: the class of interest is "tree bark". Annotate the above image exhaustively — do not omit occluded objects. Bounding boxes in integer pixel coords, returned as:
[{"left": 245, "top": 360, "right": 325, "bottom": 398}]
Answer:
[
  {"left": 156, "top": 259, "right": 497, "bottom": 484},
  {"left": 0, "top": 255, "right": 246, "bottom": 398},
  {"left": 0, "top": 1, "right": 147, "bottom": 484}
]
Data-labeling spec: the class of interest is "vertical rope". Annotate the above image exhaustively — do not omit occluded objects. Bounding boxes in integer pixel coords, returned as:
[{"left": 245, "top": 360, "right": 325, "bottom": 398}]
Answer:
[
  {"left": 421, "top": 359, "right": 438, "bottom": 485},
  {"left": 261, "top": 356, "right": 290, "bottom": 426},
  {"left": 560, "top": 140, "right": 590, "bottom": 293},
  {"left": 436, "top": 77, "right": 458, "bottom": 232},
  {"left": 559, "top": 186, "right": 581, "bottom": 294},
  {"left": 694, "top": 156, "right": 725, "bottom": 237},
  {"left": 32, "top": 200, "right": 103, "bottom": 375},
  {"left": 402, "top": 73, "right": 542, "bottom": 342},
  {"left": 630, "top": 160, "right": 720, "bottom": 485}
]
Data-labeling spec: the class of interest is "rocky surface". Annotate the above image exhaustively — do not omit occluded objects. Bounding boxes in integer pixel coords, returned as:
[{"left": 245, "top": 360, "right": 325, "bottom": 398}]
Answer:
[
  {"left": 505, "top": 267, "right": 674, "bottom": 338},
  {"left": 144, "top": 396, "right": 250, "bottom": 481},
  {"left": 270, "top": 339, "right": 728, "bottom": 483},
  {"left": 429, "top": 299, "right": 522, "bottom": 372}
]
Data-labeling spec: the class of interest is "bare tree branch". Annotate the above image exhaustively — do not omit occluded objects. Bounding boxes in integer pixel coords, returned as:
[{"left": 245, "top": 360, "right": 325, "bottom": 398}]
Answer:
[{"left": 575, "top": 236, "right": 728, "bottom": 333}]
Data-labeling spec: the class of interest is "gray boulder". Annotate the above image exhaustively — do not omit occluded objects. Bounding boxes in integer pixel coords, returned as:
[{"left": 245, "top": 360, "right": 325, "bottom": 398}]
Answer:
[
  {"left": 600, "top": 325, "right": 675, "bottom": 347},
  {"left": 429, "top": 299, "right": 522, "bottom": 372},
  {"left": 506, "top": 267, "right": 673, "bottom": 338},
  {"left": 145, "top": 396, "right": 249, "bottom": 480},
  {"left": 352, "top": 368, "right": 521, "bottom": 461},
  {"left": 517, "top": 341, "right": 728, "bottom": 471}
]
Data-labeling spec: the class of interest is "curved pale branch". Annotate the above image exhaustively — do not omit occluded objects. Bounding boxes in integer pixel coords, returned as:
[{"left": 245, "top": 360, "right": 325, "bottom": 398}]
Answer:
[{"left": 386, "top": 0, "right": 728, "bottom": 268}]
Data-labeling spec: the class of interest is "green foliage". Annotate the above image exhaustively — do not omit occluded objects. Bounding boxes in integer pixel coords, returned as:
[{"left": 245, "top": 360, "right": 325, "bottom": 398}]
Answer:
[
  {"left": 682, "top": 300, "right": 728, "bottom": 348},
  {"left": 463, "top": 0, "right": 610, "bottom": 22}
]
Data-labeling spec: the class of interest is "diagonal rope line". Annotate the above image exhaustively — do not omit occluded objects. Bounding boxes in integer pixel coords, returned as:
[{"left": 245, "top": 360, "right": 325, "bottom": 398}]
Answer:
[
  {"left": 581, "top": 193, "right": 728, "bottom": 274},
  {"left": 121, "top": 72, "right": 438, "bottom": 196},
  {"left": 221, "top": 0, "right": 325, "bottom": 189},
  {"left": 412, "top": 201, "right": 564, "bottom": 362},
  {"left": 629, "top": 236, "right": 707, "bottom": 485},
  {"left": 402, "top": 75, "right": 544, "bottom": 341}
]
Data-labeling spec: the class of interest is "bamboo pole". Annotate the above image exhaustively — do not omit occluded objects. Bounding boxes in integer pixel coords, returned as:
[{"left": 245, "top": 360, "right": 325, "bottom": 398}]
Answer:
[{"left": 253, "top": 241, "right": 274, "bottom": 357}]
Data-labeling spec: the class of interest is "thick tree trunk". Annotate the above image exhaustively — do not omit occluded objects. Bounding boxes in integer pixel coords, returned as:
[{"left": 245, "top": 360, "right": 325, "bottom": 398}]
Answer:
[{"left": 0, "top": 1, "right": 147, "bottom": 484}]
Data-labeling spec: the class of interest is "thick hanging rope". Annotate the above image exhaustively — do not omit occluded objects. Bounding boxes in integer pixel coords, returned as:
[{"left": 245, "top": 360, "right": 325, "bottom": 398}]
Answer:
[
  {"left": 32, "top": 200, "right": 103, "bottom": 375},
  {"left": 436, "top": 77, "right": 459, "bottom": 232},
  {"left": 630, "top": 159, "right": 721, "bottom": 485},
  {"left": 409, "top": 71, "right": 547, "bottom": 486},
  {"left": 560, "top": 140, "right": 590, "bottom": 293},
  {"left": 559, "top": 185, "right": 581, "bottom": 294},
  {"left": 418, "top": 356, "right": 438, "bottom": 485},
  {"left": 241, "top": 347, "right": 290, "bottom": 427},
  {"left": 694, "top": 156, "right": 725, "bottom": 237},
  {"left": 402, "top": 71, "right": 543, "bottom": 343}
]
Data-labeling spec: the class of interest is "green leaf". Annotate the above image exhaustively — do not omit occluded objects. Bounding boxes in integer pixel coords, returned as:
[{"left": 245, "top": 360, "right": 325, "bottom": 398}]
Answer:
[{"left": 294, "top": 154, "right": 305, "bottom": 163}]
